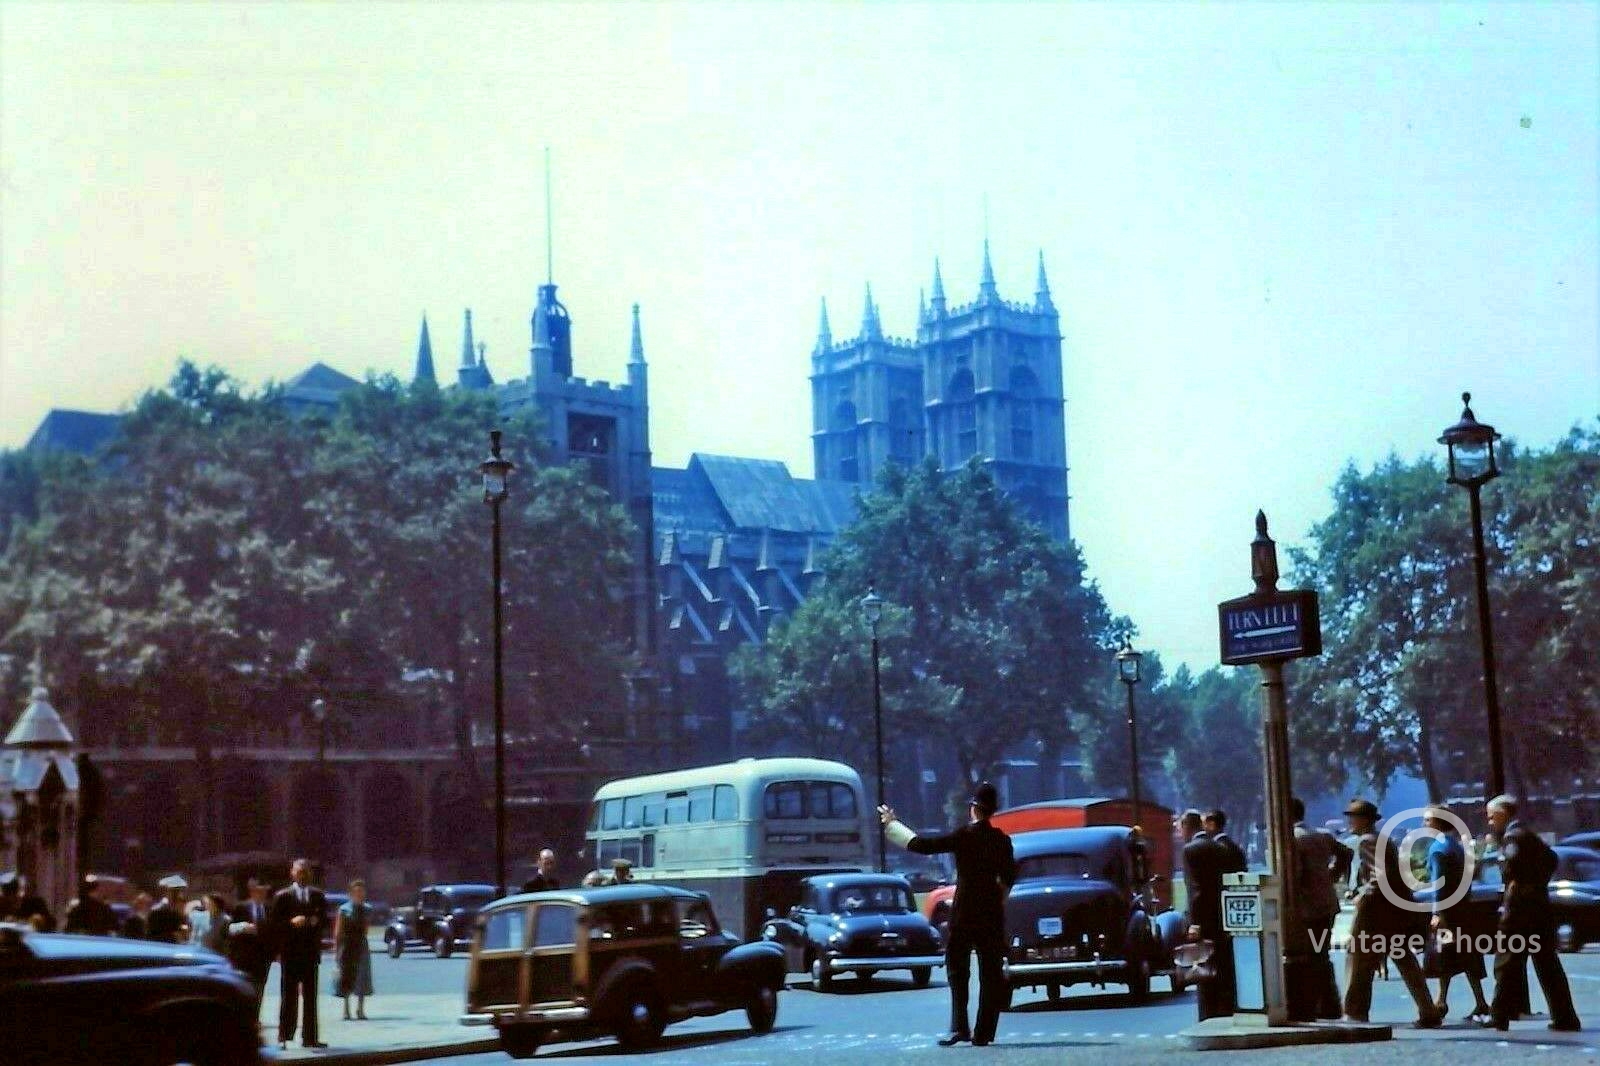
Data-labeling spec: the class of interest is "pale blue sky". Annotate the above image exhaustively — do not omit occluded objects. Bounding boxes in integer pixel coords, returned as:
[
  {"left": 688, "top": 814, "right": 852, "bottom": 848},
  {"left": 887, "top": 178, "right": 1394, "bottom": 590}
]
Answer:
[{"left": 2, "top": 2, "right": 1595, "bottom": 672}]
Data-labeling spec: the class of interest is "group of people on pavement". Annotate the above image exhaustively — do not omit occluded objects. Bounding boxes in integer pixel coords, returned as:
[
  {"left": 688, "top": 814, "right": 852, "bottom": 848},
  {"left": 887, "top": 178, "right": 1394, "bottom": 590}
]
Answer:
[
  {"left": 1182, "top": 793, "right": 1582, "bottom": 1033},
  {"left": 518, "top": 847, "right": 637, "bottom": 893}
]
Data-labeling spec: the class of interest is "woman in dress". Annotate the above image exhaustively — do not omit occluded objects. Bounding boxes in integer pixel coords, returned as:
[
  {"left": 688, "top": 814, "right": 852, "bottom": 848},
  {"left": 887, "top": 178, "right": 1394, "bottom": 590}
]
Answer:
[
  {"left": 334, "top": 879, "right": 374, "bottom": 1020},
  {"left": 1424, "top": 810, "right": 1492, "bottom": 1022},
  {"left": 188, "top": 893, "right": 229, "bottom": 954}
]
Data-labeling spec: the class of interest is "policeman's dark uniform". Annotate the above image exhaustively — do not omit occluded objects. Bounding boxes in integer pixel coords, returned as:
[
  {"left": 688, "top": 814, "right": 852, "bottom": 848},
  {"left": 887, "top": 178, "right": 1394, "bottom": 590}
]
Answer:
[
  {"left": 1490, "top": 819, "right": 1582, "bottom": 1031},
  {"left": 890, "top": 783, "right": 1016, "bottom": 1046}
]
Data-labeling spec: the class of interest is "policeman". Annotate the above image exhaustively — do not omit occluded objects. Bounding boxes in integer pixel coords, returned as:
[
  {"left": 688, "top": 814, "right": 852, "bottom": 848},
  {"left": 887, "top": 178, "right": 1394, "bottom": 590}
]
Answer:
[{"left": 880, "top": 782, "right": 1016, "bottom": 1047}]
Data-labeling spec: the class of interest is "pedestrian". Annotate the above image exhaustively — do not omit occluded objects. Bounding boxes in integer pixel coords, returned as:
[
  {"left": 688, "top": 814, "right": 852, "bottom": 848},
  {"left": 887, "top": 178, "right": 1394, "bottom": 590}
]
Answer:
[
  {"left": 227, "top": 879, "right": 274, "bottom": 1016},
  {"left": 190, "top": 892, "right": 229, "bottom": 954},
  {"left": 271, "top": 857, "right": 328, "bottom": 1050},
  {"left": 521, "top": 848, "right": 560, "bottom": 893},
  {"left": 121, "top": 891, "right": 153, "bottom": 939},
  {"left": 63, "top": 875, "right": 119, "bottom": 936},
  {"left": 334, "top": 879, "right": 374, "bottom": 1021},
  {"left": 1289, "top": 797, "right": 1352, "bottom": 1021},
  {"left": 146, "top": 875, "right": 190, "bottom": 944},
  {"left": 879, "top": 781, "right": 1017, "bottom": 1047},
  {"left": 610, "top": 858, "right": 634, "bottom": 885},
  {"left": 1422, "top": 808, "right": 1491, "bottom": 1023},
  {"left": 1181, "top": 808, "right": 1238, "bottom": 1020},
  {"left": 1341, "top": 798, "right": 1441, "bottom": 1028},
  {"left": 1484, "top": 795, "right": 1582, "bottom": 1032},
  {"left": 581, "top": 870, "right": 607, "bottom": 888},
  {"left": 1205, "top": 810, "right": 1248, "bottom": 872}
]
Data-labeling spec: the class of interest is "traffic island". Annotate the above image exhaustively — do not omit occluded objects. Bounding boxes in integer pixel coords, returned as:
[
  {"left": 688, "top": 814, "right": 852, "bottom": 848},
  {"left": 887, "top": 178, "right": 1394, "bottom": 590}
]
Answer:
[{"left": 1180, "top": 1016, "right": 1392, "bottom": 1051}]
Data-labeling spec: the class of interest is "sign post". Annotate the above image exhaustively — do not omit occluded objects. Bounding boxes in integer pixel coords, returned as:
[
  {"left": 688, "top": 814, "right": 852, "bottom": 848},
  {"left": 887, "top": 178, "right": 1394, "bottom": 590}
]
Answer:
[{"left": 1216, "top": 511, "right": 1322, "bottom": 1027}]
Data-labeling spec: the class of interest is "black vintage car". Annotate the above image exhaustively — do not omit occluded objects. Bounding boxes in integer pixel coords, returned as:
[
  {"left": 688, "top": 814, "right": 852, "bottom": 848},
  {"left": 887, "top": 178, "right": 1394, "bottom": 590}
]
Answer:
[
  {"left": 385, "top": 883, "right": 497, "bottom": 958},
  {"left": 1001, "top": 826, "right": 1185, "bottom": 1004},
  {"left": 461, "top": 884, "right": 786, "bottom": 1058},
  {"left": 761, "top": 873, "right": 944, "bottom": 990},
  {"left": 1421, "top": 846, "right": 1600, "bottom": 953},
  {"left": 0, "top": 923, "right": 261, "bottom": 1065}
]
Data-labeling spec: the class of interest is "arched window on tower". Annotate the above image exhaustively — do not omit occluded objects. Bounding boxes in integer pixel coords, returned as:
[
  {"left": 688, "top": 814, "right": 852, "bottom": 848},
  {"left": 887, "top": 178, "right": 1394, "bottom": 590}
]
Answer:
[
  {"left": 834, "top": 400, "right": 859, "bottom": 481},
  {"left": 889, "top": 396, "right": 918, "bottom": 465},
  {"left": 1010, "top": 366, "right": 1040, "bottom": 461},
  {"left": 946, "top": 370, "right": 977, "bottom": 460}
]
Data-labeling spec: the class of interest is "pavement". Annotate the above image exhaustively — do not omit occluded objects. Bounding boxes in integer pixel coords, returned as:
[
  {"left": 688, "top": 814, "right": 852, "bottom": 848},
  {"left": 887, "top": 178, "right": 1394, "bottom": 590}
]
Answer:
[{"left": 253, "top": 933, "right": 1600, "bottom": 1065}]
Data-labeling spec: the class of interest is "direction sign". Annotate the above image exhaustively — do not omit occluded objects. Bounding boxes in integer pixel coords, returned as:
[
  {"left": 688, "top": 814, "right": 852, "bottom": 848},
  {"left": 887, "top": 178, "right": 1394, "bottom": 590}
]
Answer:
[
  {"left": 1218, "top": 589, "right": 1321, "bottom": 666},
  {"left": 1222, "top": 890, "right": 1262, "bottom": 933}
]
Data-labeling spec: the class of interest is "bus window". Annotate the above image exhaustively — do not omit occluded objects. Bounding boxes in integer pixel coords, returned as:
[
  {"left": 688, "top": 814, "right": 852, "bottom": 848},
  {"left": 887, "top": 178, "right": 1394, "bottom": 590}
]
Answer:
[
  {"left": 643, "top": 793, "right": 665, "bottom": 827},
  {"left": 828, "top": 783, "right": 858, "bottom": 819},
  {"left": 713, "top": 785, "right": 738, "bottom": 821},
  {"left": 641, "top": 833, "right": 655, "bottom": 868},
  {"left": 623, "top": 795, "right": 645, "bottom": 829},
  {"left": 602, "top": 798, "right": 624, "bottom": 831},
  {"left": 688, "top": 787, "right": 714, "bottom": 822},
  {"left": 807, "top": 782, "right": 831, "bottom": 819},
  {"left": 764, "top": 782, "right": 806, "bottom": 819},
  {"left": 665, "top": 791, "right": 689, "bottom": 824}
]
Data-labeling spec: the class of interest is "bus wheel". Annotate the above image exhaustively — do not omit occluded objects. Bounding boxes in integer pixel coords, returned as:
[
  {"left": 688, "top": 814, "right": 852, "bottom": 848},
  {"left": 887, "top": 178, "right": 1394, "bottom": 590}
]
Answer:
[
  {"left": 809, "top": 955, "right": 833, "bottom": 992},
  {"left": 911, "top": 967, "right": 932, "bottom": 988}
]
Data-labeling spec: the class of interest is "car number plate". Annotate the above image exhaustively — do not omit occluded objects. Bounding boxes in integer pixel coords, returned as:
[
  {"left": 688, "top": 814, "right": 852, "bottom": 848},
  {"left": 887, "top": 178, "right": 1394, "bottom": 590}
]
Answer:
[{"left": 1037, "top": 917, "right": 1063, "bottom": 937}]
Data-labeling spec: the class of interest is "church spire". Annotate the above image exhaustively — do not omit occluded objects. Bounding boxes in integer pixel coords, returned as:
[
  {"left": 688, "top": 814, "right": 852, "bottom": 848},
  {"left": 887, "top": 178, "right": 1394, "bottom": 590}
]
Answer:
[
  {"left": 930, "top": 258, "right": 947, "bottom": 318},
  {"left": 978, "top": 239, "right": 999, "bottom": 303},
  {"left": 629, "top": 303, "right": 646, "bottom": 364},
  {"left": 815, "top": 297, "right": 833, "bottom": 354},
  {"left": 1034, "top": 249, "right": 1055, "bottom": 314},
  {"left": 918, "top": 287, "right": 927, "bottom": 322},
  {"left": 860, "top": 283, "right": 882, "bottom": 340},
  {"left": 460, "top": 308, "right": 476, "bottom": 369},
  {"left": 414, "top": 315, "right": 437, "bottom": 385}
]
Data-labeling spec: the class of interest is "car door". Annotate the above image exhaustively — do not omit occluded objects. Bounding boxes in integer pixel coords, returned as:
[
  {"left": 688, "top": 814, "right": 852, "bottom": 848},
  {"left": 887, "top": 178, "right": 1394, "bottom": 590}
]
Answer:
[
  {"left": 528, "top": 903, "right": 579, "bottom": 1006},
  {"left": 675, "top": 897, "right": 732, "bottom": 1004},
  {"left": 471, "top": 905, "right": 529, "bottom": 1014}
]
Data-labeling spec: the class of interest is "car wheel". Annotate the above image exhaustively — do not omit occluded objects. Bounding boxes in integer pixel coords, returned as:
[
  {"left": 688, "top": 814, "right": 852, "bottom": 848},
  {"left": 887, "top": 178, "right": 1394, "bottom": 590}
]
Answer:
[
  {"left": 386, "top": 935, "right": 404, "bottom": 959},
  {"left": 144, "top": 1011, "right": 253, "bottom": 1066},
  {"left": 911, "top": 966, "right": 932, "bottom": 989},
  {"left": 615, "top": 988, "right": 665, "bottom": 1049},
  {"left": 433, "top": 931, "right": 453, "bottom": 959},
  {"left": 746, "top": 983, "right": 779, "bottom": 1034},
  {"left": 1126, "top": 958, "right": 1151, "bottom": 1003},
  {"left": 933, "top": 904, "right": 952, "bottom": 941},
  {"left": 1046, "top": 982, "right": 1062, "bottom": 1003},
  {"left": 500, "top": 1024, "right": 543, "bottom": 1059},
  {"left": 1555, "top": 923, "right": 1579, "bottom": 952},
  {"left": 809, "top": 954, "right": 833, "bottom": 992}
]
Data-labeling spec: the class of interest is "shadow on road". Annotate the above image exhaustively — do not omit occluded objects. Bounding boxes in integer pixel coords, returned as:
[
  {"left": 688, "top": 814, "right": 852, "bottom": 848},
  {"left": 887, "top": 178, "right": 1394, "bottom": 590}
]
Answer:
[
  {"left": 538, "top": 1025, "right": 810, "bottom": 1058},
  {"left": 1006, "top": 988, "right": 1188, "bottom": 1013}
]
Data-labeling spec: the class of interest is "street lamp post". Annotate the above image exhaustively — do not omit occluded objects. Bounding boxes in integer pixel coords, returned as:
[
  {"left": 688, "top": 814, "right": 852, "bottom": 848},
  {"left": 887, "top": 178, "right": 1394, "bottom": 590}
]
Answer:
[
  {"left": 861, "top": 586, "right": 886, "bottom": 873},
  {"left": 310, "top": 698, "right": 328, "bottom": 764},
  {"left": 480, "top": 430, "right": 515, "bottom": 898},
  {"left": 1438, "top": 392, "right": 1506, "bottom": 799},
  {"left": 1115, "top": 638, "right": 1143, "bottom": 828}
]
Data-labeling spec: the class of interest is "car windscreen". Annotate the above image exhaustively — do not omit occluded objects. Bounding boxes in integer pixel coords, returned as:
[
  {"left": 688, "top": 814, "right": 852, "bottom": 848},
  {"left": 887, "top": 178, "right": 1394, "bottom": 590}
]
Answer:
[
  {"left": 831, "top": 884, "right": 914, "bottom": 913},
  {"left": 1016, "top": 853, "right": 1093, "bottom": 882}
]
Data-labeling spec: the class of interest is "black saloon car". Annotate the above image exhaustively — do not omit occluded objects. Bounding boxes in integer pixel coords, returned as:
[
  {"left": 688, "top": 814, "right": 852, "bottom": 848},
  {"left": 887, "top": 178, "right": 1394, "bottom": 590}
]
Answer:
[
  {"left": 385, "top": 883, "right": 497, "bottom": 958},
  {"left": 1001, "top": 826, "right": 1185, "bottom": 1003},
  {"left": 761, "top": 873, "right": 944, "bottom": 990},
  {"left": 0, "top": 923, "right": 261, "bottom": 1065},
  {"left": 461, "top": 884, "right": 785, "bottom": 1058},
  {"left": 1415, "top": 846, "right": 1600, "bottom": 952}
]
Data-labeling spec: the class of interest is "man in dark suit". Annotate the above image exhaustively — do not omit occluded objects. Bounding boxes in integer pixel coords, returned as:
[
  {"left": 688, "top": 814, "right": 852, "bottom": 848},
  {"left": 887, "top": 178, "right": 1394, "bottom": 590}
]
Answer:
[
  {"left": 1341, "top": 799, "right": 1439, "bottom": 1027},
  {"left": 880, "top": 782, "right": 1016, "bottom": 1047},
  {"left": 146, "top": 875, "right": 189, "bottom": 943},
  {"left": 1486, "top": 795, "right": 1581, "bottom": 1032},
  {"left": 1181, "top": 809, "right": 1238, "bottom": 1020},
  {"left": 63, "top": 876, "right": 118, "bottom": 935},
  {"left": 520, "top": 848, "right": 560, "bottom": 893},
  {"left": 271, "top": 858, "right": 327, "bottom": 1050},
  {"left": 1289, "top": 796, "right": 1352, "bottom": 1021},
  {"left": 1205, "top": 810, "right": 1248, "bottom": 873},
  {"left": 227, "top": 879, "right": 275, "bottom": 1016}
]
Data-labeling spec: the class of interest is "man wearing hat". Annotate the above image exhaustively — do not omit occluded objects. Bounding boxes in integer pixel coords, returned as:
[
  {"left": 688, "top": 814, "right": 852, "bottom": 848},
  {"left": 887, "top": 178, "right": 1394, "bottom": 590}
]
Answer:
[
  {"left": 610, "top": 858, "right": 634, "bottom": 885},
  {"left": 880, "top": 782, "right": 1016, "bottom": 1047},
  {"left": 146, "top": 875, "right": 189, "bottom": 944},
  {"left": 1342, "top": 798, "right": 1440, "bottom": 1027},
  {"left": 63, "top": 875, "right": 118, "bottom": 936}
]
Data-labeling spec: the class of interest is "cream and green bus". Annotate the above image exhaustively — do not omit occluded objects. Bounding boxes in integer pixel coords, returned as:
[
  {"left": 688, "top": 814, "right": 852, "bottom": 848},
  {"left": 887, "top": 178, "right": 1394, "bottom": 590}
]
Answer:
[{"left": 586, "top": 758, "right": 870, "bottom": 940}]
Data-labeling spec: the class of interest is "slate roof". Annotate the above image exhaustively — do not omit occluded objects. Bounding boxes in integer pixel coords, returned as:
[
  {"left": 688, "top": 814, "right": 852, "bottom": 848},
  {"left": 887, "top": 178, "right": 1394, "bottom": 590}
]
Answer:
[
  {"left": 5, "top": 688, "right": 74, "bottom": 748},
  {"left": 674, "top": 454, "right": 858, "bottom": 534},
  {"left": 25, "top": 410, "right": 123, "bottom": 455},
  {"left": 282, "top": 362, "right": 360, "bottom": 409}
]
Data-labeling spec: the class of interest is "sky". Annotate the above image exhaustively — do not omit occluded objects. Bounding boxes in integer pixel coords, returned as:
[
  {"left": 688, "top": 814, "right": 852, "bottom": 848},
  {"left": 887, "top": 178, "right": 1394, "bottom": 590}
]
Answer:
[{"left": 1, "top": 1, "right": 1596, "bottom": 674}]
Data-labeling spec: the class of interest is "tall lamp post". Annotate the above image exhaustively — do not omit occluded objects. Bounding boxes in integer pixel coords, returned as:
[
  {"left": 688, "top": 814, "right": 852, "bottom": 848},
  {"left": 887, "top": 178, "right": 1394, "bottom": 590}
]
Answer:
[
  {"left": 310, "top": 698, "right": 328, "bottom": 764},
  {"left": 1115, "top": 638, "right": 1143, "bottom": 829},
  {"left": 1438, "top": 392, "right": 1506, "bottom": 799},
  {"left": 861, "top": 586, "right": 887, "bottom": 873},
  {"left": 480, "top": 430, "right": 515, "bottom": 898}
]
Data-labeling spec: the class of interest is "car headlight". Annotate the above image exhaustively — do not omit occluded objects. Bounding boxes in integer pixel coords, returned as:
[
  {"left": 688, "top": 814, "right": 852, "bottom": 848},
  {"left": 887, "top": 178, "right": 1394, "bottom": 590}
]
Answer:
[
  {"left": 1553, "top": 887, "right": 1577, "bottom": 898},
  {"left": 828, "top": 932, "right": 844, "bottom": 944}
]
